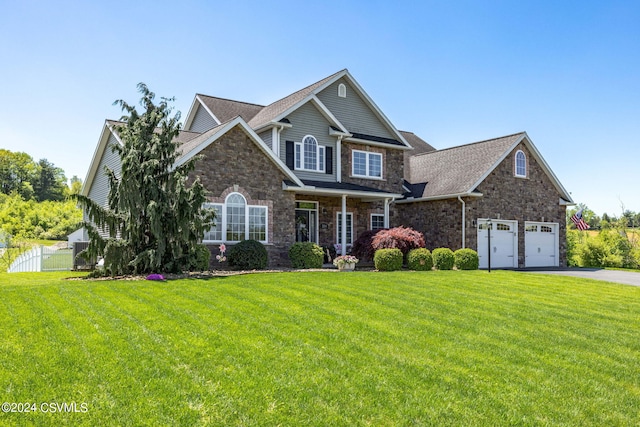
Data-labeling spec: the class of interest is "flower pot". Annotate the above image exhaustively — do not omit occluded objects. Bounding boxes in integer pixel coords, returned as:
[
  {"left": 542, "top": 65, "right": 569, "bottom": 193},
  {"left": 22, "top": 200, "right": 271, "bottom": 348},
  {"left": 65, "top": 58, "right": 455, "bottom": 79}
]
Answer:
[{"left": 338, "top": 262, "right": 356, "bottom": 271}]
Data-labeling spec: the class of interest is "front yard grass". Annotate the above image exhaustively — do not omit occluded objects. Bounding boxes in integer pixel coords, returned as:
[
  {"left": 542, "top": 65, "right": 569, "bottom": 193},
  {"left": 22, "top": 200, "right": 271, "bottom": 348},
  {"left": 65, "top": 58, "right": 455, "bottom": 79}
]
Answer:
[{"left": 1, "top": 270, "right": 639, "bottom": 425}]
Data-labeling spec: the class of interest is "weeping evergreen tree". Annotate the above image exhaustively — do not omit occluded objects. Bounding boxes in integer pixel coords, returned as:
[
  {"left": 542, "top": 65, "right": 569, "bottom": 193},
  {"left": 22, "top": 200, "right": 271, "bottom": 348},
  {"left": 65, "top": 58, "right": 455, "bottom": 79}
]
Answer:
[{"left": 75, "top": 83, "right": 214, "bottom": 275}]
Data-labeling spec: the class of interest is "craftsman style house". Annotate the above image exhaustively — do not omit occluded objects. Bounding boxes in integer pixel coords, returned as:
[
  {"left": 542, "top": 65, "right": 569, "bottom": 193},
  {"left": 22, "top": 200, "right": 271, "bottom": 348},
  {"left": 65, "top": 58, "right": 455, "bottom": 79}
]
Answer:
[{"left": 81, "top": 69, "right": 573, "bottom": 268}]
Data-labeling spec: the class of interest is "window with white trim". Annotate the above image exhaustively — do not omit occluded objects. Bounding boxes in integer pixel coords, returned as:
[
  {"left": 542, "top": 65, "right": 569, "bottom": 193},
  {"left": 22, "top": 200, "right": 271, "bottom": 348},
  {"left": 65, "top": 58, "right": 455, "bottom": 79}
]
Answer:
[
  {"left": 352, "top": 150, "right": 382, "bottom": 178},
  {"left": 295, "top": 135, "right": 325, "bottom": 172},
  {"left": 515, "top": 150, "right": 527, "bottom": 177},
  {"left": 203, "top": 193, "right": 268, "bottom": 243},
  {"left": 203, "top": 204, "right": 222, "bottom": 241},
  {"left": 338, "top": 83, "right": 347, "bottom": 98},
  {"left": 371, "top": 214, "right": 385, "bottom": 230},
  {"left": 336, "top": 212, "right": 353, "bottom": 245}
]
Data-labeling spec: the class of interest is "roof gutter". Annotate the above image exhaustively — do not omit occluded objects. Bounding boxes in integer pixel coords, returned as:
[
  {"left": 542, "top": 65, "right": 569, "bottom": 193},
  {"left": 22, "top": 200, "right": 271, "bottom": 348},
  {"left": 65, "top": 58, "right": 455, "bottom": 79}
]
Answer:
[
  {"left": 344, "top": 137, "right": 413, "bottom": 151},
  {"left": 282, "top": 182, "right": 403, "bottom": 200},
  {"left": 394, "top": 192, "right": 483, "bottom": 204}
]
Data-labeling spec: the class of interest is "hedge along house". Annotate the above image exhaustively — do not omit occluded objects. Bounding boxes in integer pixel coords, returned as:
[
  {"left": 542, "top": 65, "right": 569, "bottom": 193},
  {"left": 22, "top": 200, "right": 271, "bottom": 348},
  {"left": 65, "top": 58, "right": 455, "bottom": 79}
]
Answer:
[
  {"left": 396, "top": 132, "right": 574, "bottom": 268},
  {"left": 81, "top": 70, "right": 413, "bottom": 266}
]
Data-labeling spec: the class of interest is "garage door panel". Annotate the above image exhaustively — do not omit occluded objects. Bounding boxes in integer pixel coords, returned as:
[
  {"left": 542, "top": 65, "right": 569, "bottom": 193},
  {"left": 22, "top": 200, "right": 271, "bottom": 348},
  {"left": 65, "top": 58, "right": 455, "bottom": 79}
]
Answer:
[
  {"left": 525, "top": 222, "right": 559, "bottom": 267},
  {"left": 477, "top": 219, "right": 518, "bottom": 269}
]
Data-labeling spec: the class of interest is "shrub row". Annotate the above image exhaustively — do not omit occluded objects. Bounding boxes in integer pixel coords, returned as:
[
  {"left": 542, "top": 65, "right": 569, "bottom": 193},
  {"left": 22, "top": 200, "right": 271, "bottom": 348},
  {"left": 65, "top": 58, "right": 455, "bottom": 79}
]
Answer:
[
  {"left": 194, "top": 237, "right": 478, "bottom": 273},
  {"left": 374, "top": 247, "right": 479, "bottom": 272}
]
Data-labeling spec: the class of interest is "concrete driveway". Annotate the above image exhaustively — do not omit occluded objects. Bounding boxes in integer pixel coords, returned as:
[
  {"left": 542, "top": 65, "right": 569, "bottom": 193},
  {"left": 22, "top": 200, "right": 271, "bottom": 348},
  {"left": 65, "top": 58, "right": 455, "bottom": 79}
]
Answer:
[{"left": 519, "top": 268, "right": 640, "bottom": 287}]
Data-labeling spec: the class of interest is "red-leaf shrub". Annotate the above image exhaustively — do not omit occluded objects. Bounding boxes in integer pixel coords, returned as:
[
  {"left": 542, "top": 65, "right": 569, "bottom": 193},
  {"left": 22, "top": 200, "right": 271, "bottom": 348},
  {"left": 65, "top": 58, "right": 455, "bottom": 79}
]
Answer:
[
  {"left": 351, "top": 229, "right": 383, "bottom": 261},
  {"left": 371, "top": 226, "right": 425, "bottom": 257}
]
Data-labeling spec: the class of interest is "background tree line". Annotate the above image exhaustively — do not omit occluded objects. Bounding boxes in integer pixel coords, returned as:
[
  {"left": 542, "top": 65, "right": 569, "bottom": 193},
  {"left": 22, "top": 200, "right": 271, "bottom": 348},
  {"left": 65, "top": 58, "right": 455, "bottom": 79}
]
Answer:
[
  {"left": 0, "top": 149, "right": 82, "bottom": 241},
  {"left": 566, "top": 204, "right": 640, "bottom": 269},
  {"left": 0, "top": 148, "right": 82, "bottom": 201}
]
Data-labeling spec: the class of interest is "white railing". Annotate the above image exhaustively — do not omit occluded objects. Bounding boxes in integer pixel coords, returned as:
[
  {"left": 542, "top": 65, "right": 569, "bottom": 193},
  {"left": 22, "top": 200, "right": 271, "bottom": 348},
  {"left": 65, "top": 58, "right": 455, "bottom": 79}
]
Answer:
[{"left": 8, "top": 245, "right": 73, "bottom": 273}]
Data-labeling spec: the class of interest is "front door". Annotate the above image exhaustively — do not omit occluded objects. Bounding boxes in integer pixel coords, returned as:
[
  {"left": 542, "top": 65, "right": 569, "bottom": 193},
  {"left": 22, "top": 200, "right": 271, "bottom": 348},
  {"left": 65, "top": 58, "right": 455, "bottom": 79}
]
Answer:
[{"left": 295, "top": 201, "right": 318, "bottom": 243}]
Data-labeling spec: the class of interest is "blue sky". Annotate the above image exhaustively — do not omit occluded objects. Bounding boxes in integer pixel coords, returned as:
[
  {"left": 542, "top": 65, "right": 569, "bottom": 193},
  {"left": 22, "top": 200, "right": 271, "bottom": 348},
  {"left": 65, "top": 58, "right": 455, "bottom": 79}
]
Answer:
[{"left": 1, "top": 0, "right": 638, "bottom": 215}]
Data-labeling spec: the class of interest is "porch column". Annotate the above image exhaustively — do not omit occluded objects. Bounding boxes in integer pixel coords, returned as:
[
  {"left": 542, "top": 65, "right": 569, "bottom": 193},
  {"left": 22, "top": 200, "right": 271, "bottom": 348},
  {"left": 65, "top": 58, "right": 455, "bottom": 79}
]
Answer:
[
  {"left": 384, "top": 198, "right": 390, "bottom": 228},
  {"left": 341, "top": 194, "right": 347, "bottom": 256}
]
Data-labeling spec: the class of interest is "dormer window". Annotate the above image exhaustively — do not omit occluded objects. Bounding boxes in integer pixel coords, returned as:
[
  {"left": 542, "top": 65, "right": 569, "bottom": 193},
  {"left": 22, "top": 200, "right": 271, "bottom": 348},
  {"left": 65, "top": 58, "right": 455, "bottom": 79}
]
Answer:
[
  {"left": 295, "top": 135, "right": 325, "bottom": 172},
  {"left": 338, "top": 83, "right": 347, "bottom": 98},
  {"left": 515, "top": 150, "right": 527, "bottom": 177}
]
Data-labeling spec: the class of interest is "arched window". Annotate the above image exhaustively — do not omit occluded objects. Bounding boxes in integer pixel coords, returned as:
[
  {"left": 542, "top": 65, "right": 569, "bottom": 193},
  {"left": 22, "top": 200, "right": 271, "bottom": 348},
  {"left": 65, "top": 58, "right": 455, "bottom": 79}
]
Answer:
[
  {"left": 203, "top": 192, "right": 268, "bottom": 243},
  {"left": 295, "top": 135, "right": 325, "bottom": 172},
  {"left": 515, "top": 150, "right": 527, "bottom": 177},
  {"left": 303, "top": 136, "right": 317, "bottom": 170},
  {"left": 226, "top": 193, "right": 246, "bottom": 241},
  {"left": 338, "top": 83, "right": 347, "bottom": 98}
]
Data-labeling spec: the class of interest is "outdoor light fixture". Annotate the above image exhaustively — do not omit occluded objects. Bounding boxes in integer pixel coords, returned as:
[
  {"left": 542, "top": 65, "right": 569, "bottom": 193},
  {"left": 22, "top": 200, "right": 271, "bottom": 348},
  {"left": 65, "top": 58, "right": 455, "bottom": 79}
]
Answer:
[{"left": 486, "top": 218, "right": 492, "bottom": 273}]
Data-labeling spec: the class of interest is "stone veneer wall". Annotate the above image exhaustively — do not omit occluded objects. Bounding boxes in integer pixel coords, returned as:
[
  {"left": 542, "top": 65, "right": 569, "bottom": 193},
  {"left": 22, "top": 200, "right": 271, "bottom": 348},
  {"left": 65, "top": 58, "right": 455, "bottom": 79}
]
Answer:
[
  {"left": 341, "top": 142, "right": 405, "bottom": 193},
  {"left": 190, "top": 125, "right": 296, "bottom": 267},
  {"left": 396, "top": 143, "right": 567, "bottom": 267}
]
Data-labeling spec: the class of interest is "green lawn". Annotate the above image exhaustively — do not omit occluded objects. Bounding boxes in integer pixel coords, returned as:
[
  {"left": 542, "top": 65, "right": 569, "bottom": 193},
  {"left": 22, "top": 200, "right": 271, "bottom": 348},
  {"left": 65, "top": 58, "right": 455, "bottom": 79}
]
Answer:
[{"left": 1, "top": 270, "right": 639, "bottom": 426}]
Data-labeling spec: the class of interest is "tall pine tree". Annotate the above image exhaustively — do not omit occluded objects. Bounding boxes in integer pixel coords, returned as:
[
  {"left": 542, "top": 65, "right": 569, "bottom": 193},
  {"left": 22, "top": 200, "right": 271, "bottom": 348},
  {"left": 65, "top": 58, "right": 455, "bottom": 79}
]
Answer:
[{"left": 76, "top": 83, "right": 214, "bottom": 275}]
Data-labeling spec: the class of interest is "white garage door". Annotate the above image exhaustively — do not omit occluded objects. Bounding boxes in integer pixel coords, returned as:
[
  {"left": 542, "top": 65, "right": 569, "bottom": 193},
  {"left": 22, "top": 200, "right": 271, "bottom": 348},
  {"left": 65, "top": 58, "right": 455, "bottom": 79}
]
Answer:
[
  {"left": 477, "top": 219, "right": 518, "bottom": 269},
  {"left": 525, "top": 222, "right": 559, "bottom": 267}
]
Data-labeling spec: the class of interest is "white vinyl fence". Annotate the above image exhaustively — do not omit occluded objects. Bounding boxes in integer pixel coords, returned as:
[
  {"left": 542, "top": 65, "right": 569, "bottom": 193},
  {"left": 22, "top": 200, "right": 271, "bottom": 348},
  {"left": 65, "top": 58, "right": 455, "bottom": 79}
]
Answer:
[{"left": 8, "top": 245, "right": 73, "bottom": 273}]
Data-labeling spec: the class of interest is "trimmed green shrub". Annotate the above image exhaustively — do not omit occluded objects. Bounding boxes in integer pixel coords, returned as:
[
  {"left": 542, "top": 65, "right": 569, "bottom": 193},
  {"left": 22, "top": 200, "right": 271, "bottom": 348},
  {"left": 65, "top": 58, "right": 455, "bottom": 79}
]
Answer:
[
  {"left": 432, "top": 247, "right": 455, "bottom": 270},
  {"left": 190, "top": 244, "right": 211, "bottom": 271},
  {"left": 228, "top": 240, "right": 268, "bottom": 270},
  {"left": 454, "top": 248, "right": 479, "bottom": 270},
  {"left": 407, "top": 248, "right": 433, "bottom": 271},
  {"left": 289, "top": 242, "right": 324, "bottom": 269},
  {"left": 374, "top": 248, "right": 403, "bottom": 271}
]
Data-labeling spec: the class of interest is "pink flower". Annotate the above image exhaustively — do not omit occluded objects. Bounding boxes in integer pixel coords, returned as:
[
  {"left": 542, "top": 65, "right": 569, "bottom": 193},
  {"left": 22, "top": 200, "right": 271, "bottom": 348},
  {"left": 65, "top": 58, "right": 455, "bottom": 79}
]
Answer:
[{"left": 219, "top": 243, "right": 226, "bottom": 252}]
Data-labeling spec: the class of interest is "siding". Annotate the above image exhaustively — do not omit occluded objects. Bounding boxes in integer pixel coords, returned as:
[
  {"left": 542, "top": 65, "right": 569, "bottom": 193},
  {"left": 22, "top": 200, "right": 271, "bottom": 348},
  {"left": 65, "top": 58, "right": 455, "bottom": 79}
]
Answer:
[
  {"left": 317, "top": 77, "right": 395, "bottom": 139},
  {"left": 87, "top": 133, "right": 122, "bottom": 238},
  {"left": 279, "top": 101, "right": 336, "bottom": 182},
  {"left": 189, "top": 104, "right": 218, "bottom": 133},
  {"left": 259, "top": 130, "right": 273, "bottom": 151}
]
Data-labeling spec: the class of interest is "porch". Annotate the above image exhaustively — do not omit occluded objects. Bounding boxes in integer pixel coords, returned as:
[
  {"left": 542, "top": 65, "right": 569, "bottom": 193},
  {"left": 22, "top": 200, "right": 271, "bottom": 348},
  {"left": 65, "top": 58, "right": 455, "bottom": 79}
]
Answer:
[{"left": 285, "top": 180, "right": 402, "bottom": 256}]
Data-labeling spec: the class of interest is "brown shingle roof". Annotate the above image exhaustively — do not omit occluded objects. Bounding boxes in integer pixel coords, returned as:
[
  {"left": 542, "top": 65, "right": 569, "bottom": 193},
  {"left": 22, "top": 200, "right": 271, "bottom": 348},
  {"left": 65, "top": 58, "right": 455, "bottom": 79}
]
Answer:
[
  {"left": 401, "top": 131, "right": 436, "bottom": 180},
  {"left": 400, "top": 131, "right": 436, "bottom": 153},
  {"left": 177, "top": 122, "right": 228, "bottom": 160},
  {"left": 106, "top": 119, "right": 202, "bottom": 146},
  {"left": 408, "top": 132, "right": 525, "bottom": 198},
  {"left": 247, "top": 69, "right": 346, "bottom": 129},
  {"left": 197, "top": 95, "right": 264, "bottom": 123}
]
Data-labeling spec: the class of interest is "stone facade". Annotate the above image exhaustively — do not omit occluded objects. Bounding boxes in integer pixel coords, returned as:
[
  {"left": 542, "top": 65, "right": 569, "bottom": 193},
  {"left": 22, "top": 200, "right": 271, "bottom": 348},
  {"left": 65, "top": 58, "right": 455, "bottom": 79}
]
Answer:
[
  {"left": 395, "top": 143, "right": 568, "bottom": 267},
  {"left": 191, "top": 125, "right": 296, "bottom": 267},
  {"left": 190, "top": 126, "right": 567, "bottom": 269},
  {"left": 341, "top": 141, "right": 405, "bottom": 193}
]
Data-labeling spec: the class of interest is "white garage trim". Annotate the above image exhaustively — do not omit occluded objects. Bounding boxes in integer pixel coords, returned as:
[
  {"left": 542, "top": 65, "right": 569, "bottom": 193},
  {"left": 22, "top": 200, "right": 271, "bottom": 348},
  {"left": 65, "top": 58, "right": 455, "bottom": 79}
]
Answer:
[
  {"left": 525, "top": 221, "right": 559, "bottom": 267},
  {"left": 477, "top": 219, "right": 518, "bottom": 269}
]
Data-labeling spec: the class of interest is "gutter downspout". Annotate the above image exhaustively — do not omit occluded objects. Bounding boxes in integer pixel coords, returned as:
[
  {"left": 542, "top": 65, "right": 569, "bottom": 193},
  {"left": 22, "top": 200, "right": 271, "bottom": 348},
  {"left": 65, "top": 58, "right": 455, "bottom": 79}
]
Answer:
[
  {"left": 336, "top": 136, "right": 343, "bottom": 183},
  {"left": 273, "top": 124, "right": 286, "bottom": 157},
  {"left": 458, "top": 196, "right": 466, "bottom": 249},
  {"left": 384, "top": 198, "right": 390, "bottom": 228}
]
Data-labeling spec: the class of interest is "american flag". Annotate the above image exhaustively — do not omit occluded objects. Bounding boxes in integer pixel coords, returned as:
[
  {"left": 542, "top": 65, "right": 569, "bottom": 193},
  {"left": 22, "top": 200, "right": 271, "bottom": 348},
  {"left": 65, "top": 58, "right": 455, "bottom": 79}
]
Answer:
[{"left": 571, "top": 209, "right": 590, "bottom": 231}]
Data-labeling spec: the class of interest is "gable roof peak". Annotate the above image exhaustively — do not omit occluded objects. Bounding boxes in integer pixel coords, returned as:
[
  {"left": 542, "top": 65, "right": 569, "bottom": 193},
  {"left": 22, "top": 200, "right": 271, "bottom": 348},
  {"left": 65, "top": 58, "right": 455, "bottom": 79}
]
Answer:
[
  {"left": 427, "top": 132, "right": 527, "bottom": 155},
  {"left": 196, "top": 93, "right": 264, "bottom": 108}
]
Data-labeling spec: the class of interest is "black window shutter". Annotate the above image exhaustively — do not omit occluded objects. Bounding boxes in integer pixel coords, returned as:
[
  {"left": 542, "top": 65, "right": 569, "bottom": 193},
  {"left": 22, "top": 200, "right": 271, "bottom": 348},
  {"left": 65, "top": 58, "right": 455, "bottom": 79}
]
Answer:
[
  {"left": 285, "top": 141, "right": 294, "bottom": 170},
  {"left": 325, "top": 146, "right": 333, "bottom": 174}
]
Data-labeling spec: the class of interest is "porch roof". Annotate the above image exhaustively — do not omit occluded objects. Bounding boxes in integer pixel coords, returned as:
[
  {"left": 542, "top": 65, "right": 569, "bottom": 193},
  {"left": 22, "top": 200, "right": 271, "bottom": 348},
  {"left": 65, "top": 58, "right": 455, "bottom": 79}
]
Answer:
[{"left": 283, "top": 179, "right": 403, "bottom": 201}]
